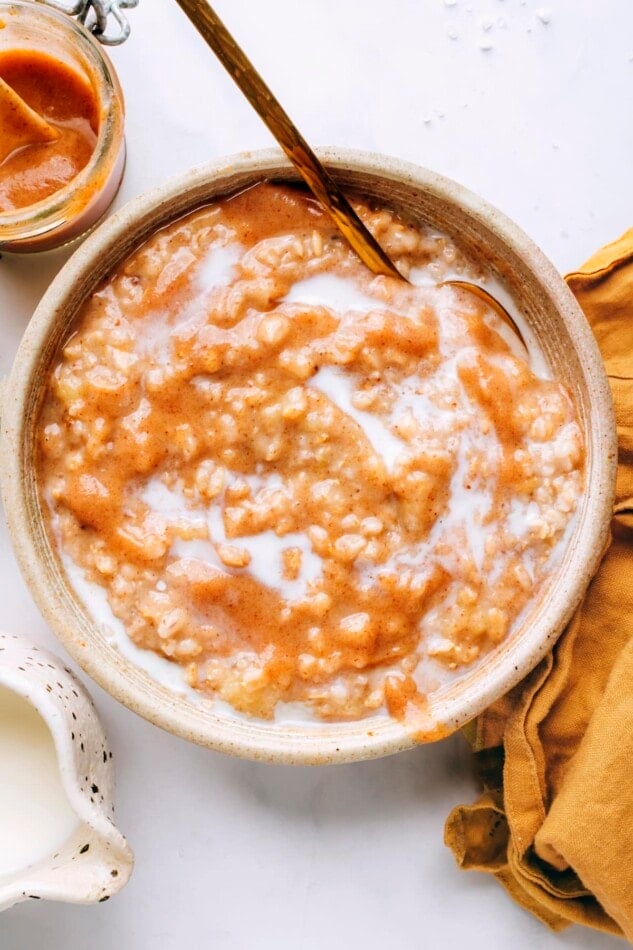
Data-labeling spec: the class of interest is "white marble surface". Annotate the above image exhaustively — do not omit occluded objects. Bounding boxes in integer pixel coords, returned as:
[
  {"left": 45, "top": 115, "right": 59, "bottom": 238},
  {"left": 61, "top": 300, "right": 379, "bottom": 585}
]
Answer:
[{"left": 1, "top": 0, "right": 631, "bottom": 946}]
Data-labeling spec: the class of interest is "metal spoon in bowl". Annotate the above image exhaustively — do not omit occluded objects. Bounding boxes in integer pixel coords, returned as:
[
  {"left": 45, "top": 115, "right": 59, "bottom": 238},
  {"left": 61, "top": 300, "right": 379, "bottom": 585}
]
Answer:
[{"left": 174, "top": 0, "right": 526, "bottom": 348}]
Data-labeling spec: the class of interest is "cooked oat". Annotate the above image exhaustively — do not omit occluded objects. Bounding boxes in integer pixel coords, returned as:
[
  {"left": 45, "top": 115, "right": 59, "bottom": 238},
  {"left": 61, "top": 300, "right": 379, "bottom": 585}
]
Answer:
[{"left": 37, "top": 183, "right": 584, "bottom": 722}]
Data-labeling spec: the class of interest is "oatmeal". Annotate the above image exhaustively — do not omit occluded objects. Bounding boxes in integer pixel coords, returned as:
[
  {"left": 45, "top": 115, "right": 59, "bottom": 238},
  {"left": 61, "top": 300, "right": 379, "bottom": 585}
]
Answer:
[{"left": 36, "top": 183, "right": 584, "bottom": 723}]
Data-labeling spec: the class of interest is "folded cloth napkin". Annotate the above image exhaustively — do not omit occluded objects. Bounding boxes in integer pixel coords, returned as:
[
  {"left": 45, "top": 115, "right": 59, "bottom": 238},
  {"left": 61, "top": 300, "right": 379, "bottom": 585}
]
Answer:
[{"left": 444, "top": 229, "right": 633, "bottom": 941}]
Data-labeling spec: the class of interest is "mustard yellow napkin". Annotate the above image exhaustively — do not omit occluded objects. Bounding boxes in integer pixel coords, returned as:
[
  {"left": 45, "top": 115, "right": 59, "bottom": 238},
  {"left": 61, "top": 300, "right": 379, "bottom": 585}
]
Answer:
[{"left": 444, "top": 229, "right": 633, "bottom": 941}]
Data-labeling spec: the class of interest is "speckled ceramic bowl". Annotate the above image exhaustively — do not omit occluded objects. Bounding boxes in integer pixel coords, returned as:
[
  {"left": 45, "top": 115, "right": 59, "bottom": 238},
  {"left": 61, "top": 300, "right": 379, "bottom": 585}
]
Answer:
[{"left": 0, "top": 148, "right": 617, "bottom": 764}]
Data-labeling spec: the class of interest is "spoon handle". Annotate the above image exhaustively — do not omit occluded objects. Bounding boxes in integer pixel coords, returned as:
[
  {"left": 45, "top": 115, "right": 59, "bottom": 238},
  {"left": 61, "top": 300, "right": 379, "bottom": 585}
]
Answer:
[{"left": 173, "top": 0, "right": 403, "bottom": 281}]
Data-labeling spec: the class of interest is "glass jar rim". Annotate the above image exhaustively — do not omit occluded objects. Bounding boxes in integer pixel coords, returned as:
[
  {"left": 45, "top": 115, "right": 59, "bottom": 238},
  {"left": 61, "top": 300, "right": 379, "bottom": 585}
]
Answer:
[{"left": 0, "top": 0, "right": 125, "bottom": 242}]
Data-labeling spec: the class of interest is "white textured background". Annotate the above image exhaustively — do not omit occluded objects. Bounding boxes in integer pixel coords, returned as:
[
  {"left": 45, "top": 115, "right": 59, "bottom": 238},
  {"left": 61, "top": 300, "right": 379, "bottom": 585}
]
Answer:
[{"left": 1, "top": 1, "right": 631, "bottom": 947}]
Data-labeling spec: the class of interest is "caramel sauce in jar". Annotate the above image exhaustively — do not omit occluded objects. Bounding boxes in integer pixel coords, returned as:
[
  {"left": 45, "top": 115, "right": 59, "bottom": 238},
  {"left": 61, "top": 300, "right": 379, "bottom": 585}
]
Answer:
[
  {"left": 0, "top": 2, "right": 125, "bottom": 252},
  {"left": 0, "top": 49, "right": 99, "bottom": 212}
]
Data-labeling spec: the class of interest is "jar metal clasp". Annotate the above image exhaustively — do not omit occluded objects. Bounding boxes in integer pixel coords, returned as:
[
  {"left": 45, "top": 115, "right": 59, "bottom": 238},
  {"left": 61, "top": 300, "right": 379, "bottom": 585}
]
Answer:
[{"left": 36, "top": 0, "right": 138, "bottom": 45}]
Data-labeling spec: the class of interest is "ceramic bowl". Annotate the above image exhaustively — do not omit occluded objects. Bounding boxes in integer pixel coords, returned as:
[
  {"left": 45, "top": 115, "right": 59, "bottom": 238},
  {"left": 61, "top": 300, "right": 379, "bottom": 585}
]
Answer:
[
  {"left": 0, "top": 148, "right": 617, "bottom": 764},
  {"left": 0, "top": 634, "right": 133, "bottom": 911}
]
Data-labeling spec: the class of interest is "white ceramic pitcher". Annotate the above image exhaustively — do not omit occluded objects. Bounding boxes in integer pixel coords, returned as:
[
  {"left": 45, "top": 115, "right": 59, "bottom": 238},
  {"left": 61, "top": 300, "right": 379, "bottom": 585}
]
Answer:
[{"left": 0, "top": 632, "right": 133, "bottom": 911}]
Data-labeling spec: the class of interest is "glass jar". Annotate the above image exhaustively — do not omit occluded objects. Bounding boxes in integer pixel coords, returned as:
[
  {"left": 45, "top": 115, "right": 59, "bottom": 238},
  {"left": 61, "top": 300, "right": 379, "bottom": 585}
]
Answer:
[{"left": 0, "top": 1, "right": 125, "bottom": 252}]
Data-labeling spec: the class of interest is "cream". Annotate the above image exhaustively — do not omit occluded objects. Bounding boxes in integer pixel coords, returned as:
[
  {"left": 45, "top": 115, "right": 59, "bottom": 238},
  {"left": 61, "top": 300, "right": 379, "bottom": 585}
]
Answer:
[
  {"left": 309, "top": 364, "right": 407, "bottom": 472},
  {"left": 0, "top": 686, "right": 78, "bottom": 878},
  {"left": 283, "top": 272, "right": 382, "bottom": 314},
  {"left": 140, "top": 475, "right": 325, "bottom": 600},
  {"left": 197, "top": 242, "right": 242, "bottom": 293}
]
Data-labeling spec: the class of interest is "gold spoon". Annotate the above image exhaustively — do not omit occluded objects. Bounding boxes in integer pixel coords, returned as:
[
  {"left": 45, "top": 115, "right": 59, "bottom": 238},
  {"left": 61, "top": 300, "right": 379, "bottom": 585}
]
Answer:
[
  {"left": 174, "top": 0, "right": 401, "bottom": 281},
  {"left": 0, "top": 76, "right": 59, "bottom": 164},
  {"left": 174, "top": 0, "right": 526, "bottom": 348},
  {"left": 441, "top": 279, "right": 526, "bottom": 348}
]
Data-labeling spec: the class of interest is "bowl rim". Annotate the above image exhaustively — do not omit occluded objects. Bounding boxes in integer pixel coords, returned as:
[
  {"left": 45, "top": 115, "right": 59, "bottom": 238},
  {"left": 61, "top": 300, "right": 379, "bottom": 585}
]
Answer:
[{"left": 0, "top": 146, "right": 617, "bottom": 764}]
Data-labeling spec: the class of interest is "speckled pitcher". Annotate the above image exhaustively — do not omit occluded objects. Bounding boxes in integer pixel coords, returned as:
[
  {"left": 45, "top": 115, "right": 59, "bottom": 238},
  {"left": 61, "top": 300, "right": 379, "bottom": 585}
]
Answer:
[{"left": 0, "top": 633, "right": 133, "bottom": 911}]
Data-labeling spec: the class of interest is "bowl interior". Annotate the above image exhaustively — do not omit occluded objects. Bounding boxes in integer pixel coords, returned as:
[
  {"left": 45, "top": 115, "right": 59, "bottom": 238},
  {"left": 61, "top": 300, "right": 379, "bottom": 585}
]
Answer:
[{"left": 1, "top": 148, "right": 616, "bottom": 764}]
